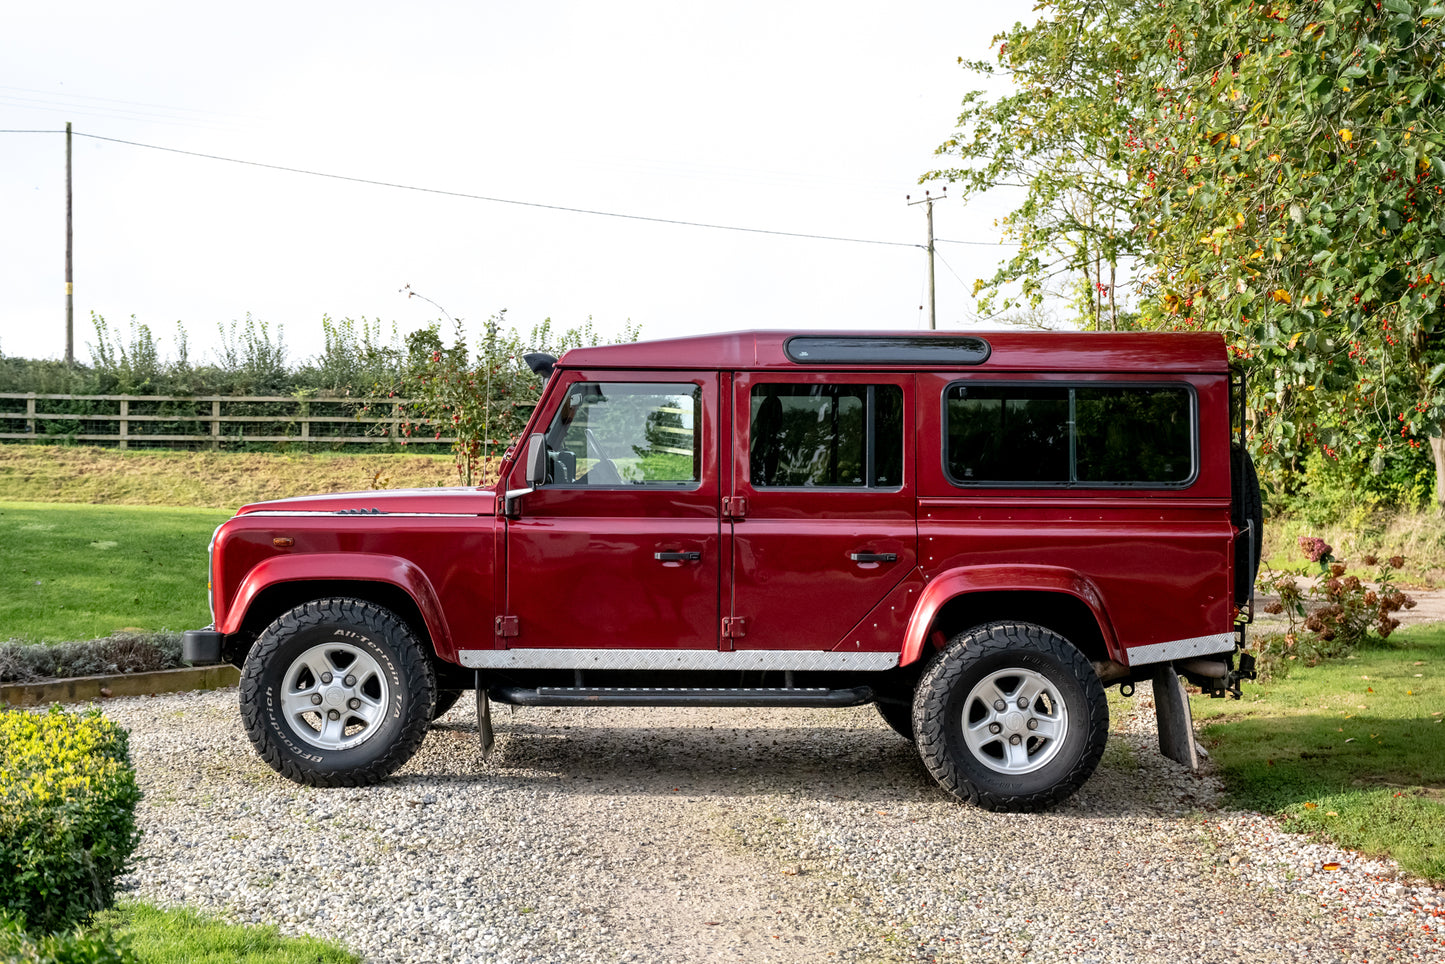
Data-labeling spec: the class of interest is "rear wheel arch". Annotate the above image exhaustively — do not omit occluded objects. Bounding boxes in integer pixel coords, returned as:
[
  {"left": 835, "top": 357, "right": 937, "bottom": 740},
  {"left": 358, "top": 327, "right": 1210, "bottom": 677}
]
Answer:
[{"left": 905, "top": 588, "right": 1113, "bottom": 668}]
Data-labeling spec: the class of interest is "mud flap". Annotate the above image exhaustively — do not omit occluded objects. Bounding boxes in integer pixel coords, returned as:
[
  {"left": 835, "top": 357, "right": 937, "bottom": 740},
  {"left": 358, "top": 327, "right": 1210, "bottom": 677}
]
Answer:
[
  {"left": 1152, "top": 664, "right": 1199, "bottom": 770},
  {"left": 476, "top": 671, "right": 495, "bottom": 759}
]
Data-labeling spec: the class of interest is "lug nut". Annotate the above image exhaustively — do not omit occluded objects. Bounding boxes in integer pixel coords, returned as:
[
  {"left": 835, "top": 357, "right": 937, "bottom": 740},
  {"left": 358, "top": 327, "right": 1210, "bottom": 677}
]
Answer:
[
  {"left": 310, "top": 694, "right": 323, "bottom": 705},
  {"left": 993, "top": 699, "right": 1006, "bottom": 711},
  {"left": 1017, "top": 697, "right": 1029, "bottom": 709},
  {"left": 348, "top": 698, "right": 361, "bottom": 710},
  {"left": 1009, "top": 734, "right": 1022, "bottom": 745},
  {"left": 327, "top": 709, "right": 340, "bottom": 721},
  {"left": 989, "top": 722, "right": 1003, "bottom": 735},
  {"left": 1026, "top": 718, "right": 1039, "bottom": 730},
  {"left": 321, "top": 672, "right": 333, "bottom": 684},
  {"left": 344, "top": 675, "right": 356, "bottom": 687}
]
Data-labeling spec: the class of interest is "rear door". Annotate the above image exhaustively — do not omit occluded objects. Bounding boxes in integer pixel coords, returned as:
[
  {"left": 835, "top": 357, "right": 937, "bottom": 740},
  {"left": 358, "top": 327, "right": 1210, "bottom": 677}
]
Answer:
[{"left": 726, "top": 371, "right": 916, "bottom": 652}]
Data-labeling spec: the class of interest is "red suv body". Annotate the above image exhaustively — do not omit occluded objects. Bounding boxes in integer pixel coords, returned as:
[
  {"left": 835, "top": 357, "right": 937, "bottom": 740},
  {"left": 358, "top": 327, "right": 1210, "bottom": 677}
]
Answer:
[{"left": 186, "top": 330, "right": 1260, "bottom": 810}]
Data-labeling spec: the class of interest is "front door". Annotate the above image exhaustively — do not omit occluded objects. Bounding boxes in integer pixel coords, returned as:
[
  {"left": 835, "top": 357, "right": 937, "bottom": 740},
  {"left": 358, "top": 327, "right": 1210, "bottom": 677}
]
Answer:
[
  {"left": 727, "top": 372, "right": 917, "bottom": 652},
  {"left": 504, "top": 371, "right": 720, "bottom": 652}
]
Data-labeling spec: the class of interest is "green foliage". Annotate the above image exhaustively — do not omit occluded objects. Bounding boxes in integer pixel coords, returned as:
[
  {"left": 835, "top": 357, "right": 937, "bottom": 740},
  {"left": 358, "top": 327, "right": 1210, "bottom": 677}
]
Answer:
[
  {"left": 0, "top": 707, "right": 143, "bottom": 934},
  {"left": 0, "top": 635, "right": 183, "bottom": 684},
  {"left": 367, "top": 301, "right": 639, "bottom": 484},
  {"left": 927, "top": 0, "right": 1445, "bottom": 498},
  {"left": 1193, "top": 623, "right": 1445, "bottom": 881},
  {"left": 0, "top": 914, "right": 137, "bottom": 964},
  {"left": 923, "top": 5, "right": 1141, "bottom": 327}
]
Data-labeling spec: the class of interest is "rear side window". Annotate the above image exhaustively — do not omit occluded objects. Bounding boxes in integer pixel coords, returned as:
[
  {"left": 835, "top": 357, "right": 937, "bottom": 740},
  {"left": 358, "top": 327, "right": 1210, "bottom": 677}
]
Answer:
[
  {"left": 945, "top": 383, "right": 1193, "bottom": 486},
  {"left": 750, "top": 384, "right": 903, "bottom": 488}
]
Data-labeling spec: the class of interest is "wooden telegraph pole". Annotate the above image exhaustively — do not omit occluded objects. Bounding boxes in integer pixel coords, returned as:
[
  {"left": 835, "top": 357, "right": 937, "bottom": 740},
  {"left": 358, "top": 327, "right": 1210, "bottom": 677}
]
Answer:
[
  {"left": 906, "top": 188, "right": 943, "bottom": 330},
  {"left": 65, "top": 122, "right": 74, "bottom": 366}
]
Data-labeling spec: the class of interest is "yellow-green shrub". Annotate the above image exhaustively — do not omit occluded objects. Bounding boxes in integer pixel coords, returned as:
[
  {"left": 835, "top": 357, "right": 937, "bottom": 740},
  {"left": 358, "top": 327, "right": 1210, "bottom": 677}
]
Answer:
[{"left": 0, "top": 706, "right": 142, "bottom": 934}]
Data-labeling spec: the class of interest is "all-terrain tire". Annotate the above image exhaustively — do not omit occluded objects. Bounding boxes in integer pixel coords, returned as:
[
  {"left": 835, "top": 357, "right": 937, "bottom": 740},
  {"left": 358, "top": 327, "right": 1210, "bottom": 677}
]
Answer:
[
  {"left": 239, "top": 597, "right": 435, "bottom": 787},
  {"left": 912, "top": 621, "right": 1108, "bottom": 812}
]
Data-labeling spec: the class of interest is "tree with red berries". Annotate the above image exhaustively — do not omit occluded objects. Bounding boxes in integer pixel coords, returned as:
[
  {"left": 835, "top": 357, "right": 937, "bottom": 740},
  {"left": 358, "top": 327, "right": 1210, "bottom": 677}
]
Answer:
[{"left": 929, "top": 0, "right": 1445, "bottom": 507}]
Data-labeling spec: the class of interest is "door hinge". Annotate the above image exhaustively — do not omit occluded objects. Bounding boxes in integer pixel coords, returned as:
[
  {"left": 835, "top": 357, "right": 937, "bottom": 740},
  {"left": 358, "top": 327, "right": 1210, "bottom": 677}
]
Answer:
[
  {"left": 722, "top": 617, "right": 747, "bottom": 639},
  {"left": 495, "top": 615, "right": 519, "bottom": 638},
  {"left": 722, "top": 496, "right": 748, "bottom": 520}
]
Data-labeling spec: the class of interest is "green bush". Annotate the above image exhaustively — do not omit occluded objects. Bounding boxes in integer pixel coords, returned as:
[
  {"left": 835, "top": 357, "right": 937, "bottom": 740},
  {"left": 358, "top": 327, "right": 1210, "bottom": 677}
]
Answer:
[
  {"left": 0, "top": 707, "right": 142, "bottom": 934},
  {"left": 0, "top": 913, "right": 136, "bottom": 964},
  {"left": 0, "top": 635, "right": 183, "bottom": 684}
]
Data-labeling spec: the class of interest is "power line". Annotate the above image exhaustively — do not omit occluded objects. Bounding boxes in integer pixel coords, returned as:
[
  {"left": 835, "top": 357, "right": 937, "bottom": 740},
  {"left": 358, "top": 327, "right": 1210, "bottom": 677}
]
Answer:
[
  {"left": 2, "top": 127, "right": 1024, "bottom": 249},
  {"left": 72, "top": 131, "right": 928, "bottom": 249}
]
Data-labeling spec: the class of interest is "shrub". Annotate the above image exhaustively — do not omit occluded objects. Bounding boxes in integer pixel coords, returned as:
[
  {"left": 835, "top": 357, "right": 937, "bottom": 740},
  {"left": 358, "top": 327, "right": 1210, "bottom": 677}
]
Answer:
[
  {"left": 0, "top": 634, "right": 183, "bottom": 684},
  {"left": 1258, "top": 555, "right": 1417, "bottom": 657},
  {"left": 0, "top": 913, "right": 136, "bottom": 963},
  {"left": 0, "top": 707, "right": 143, "bottom": 933}
]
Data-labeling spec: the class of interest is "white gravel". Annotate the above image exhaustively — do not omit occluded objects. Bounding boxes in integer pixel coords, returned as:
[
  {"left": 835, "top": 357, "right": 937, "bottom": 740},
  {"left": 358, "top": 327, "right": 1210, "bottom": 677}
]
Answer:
[{"left": 90, "top": 685, "right": 1445, "bottom": 963}]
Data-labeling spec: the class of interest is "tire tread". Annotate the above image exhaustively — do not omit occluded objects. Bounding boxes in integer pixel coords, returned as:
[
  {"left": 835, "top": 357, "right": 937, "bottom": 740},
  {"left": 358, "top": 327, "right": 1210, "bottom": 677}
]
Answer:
[
  {"left": 239, "top": 597, "right": 435, "bottom": 787},
  {"left": 912, "top": 621, "right": 1108, "bottom": 812}
]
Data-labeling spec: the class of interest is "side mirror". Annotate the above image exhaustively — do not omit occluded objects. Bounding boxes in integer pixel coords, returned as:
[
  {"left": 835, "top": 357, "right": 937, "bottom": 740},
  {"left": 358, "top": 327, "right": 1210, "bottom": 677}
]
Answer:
[{"left": 523, "top": 433, "right": 546, "bottom": 486}]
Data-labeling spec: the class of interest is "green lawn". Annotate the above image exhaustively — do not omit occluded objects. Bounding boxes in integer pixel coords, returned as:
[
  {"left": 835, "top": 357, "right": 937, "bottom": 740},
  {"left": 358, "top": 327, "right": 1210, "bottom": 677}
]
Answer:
[
  {"left": 0, "top": 501, "right": 230, "bottom": 643},
  {"left": 101, "top": 902, "right": 358, "bottom": 963},
  {"left": 1195, "top": 624, "right": 1445, "bottom": 881}
]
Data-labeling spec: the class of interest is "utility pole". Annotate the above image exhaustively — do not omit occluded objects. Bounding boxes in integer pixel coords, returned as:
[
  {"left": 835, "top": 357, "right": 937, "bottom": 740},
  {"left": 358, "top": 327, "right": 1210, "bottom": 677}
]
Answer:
[
  {"left": 65, "top": 121, "right": 74, "bottom": 366},
  {"left": 906, "top": 188, "right": 943, "bottom": 329}
]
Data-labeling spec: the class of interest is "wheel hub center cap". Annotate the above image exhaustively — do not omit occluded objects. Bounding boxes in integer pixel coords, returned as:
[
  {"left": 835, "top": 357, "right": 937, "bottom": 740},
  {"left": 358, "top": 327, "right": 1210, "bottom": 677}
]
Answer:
[
  {"left": 323, "top": 687, "right": 348, "bottom": 709},
  {"left": 1003, "top": 710, "right": 1026, "bottom": 734}
]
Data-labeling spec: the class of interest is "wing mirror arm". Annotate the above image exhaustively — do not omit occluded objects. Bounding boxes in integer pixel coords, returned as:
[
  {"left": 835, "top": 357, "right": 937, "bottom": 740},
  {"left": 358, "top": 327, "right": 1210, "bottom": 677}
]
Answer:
[{"left": 503, "top": 434, "right": 547, "bottom": 516}]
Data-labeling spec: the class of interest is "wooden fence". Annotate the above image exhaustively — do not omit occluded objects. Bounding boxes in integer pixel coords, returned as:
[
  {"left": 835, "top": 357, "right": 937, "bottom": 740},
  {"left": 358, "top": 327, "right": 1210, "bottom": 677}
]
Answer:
[{"left": 0, "top": 393, "right": 533, "bottom": 451}]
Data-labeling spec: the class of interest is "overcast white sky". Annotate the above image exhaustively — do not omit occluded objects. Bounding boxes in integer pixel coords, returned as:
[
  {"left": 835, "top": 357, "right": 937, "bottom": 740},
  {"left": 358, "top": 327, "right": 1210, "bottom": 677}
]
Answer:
[{"left": 2, "top": 1, "right": 1038, "bottom": 365}]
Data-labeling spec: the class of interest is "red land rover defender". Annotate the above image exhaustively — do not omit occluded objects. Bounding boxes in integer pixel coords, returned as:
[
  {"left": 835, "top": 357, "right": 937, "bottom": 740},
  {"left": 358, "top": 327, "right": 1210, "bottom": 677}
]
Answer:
[{"left": 184, "top": 330, "right": 1261, "bottom": 811}]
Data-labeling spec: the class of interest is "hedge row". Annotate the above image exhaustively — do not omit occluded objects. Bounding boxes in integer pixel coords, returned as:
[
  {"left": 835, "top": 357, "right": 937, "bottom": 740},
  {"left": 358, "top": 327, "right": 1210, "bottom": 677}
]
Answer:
[{"left": 0, "top": 706, "right": 142, "bottom": 934}]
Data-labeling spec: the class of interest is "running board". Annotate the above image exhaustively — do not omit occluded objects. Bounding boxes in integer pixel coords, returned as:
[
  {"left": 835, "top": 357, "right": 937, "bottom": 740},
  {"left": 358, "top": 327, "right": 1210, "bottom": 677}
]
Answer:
[{"left": 490, "top": 685, "right": 875, "bottom": 708}]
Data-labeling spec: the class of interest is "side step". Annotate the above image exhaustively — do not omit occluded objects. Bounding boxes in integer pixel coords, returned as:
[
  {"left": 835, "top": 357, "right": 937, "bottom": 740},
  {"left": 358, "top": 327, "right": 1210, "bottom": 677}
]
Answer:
[{"left": 491, "top": 685, "right": 875, "bottom": 708}]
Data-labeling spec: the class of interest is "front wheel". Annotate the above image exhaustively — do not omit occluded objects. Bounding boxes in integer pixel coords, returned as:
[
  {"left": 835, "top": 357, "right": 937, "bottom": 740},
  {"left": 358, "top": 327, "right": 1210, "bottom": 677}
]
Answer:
[
  {"left": 240, "top": 598, "right": 435, "bottom": 787},
  {"left": 913, "top": 621, "right": 1107, "bottom": 812}
]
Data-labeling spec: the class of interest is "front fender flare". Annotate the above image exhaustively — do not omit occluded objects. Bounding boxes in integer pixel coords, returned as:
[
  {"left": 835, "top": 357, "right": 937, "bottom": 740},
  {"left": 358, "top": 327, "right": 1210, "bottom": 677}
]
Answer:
[
  {"left": 899, "top": 565, "right": 1119, "bottom": 667},
  {"left": 218, "top": 552, "right": 453, "bottom": 656}
]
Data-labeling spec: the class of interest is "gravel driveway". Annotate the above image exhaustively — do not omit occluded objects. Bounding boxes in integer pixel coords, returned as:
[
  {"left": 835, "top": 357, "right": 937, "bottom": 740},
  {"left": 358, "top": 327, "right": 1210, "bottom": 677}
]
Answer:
[{"left": 105, "top": 687, "right": 1443, "bottom": 963}]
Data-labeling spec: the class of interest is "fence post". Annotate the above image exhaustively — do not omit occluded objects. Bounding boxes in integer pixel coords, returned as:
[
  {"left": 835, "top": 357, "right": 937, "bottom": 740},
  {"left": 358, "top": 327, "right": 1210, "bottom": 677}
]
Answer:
[
  {"left": 210, "top": 399, "right": 220, "bottom": 451},
  {"left": 26, "top": 394, "right": 36, "bottom": 435},
  {"left": 118, "top": 399, "right": 129, "bottom": 450},
  {"left": 300, "top": 398, "right": 311, "bottom": 446}
]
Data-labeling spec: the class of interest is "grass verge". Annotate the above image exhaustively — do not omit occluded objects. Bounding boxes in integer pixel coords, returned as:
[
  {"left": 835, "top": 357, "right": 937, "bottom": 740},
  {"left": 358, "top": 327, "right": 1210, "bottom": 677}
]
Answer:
[
  {"left": 0, "top": 502, "right": 230, "bottom": 643},
  {"left": 1194, "top": 623, "right": 1445, "bottom": 881},
  {"left": 0, "top": 445, "right": 466, "bottom": 508},
  {"left": 98, "top": 902, "right": 358, "bottom": 963}
]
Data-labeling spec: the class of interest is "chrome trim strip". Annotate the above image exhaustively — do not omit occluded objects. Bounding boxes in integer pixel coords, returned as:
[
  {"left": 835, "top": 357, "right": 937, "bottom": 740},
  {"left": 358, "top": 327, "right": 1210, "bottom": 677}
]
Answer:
[
  {"left": 458, "top": 649, "right": 901, "bottom": 672},
  {"left": 1126, "top": 632, "right": 1235, "bottom": 667},
  {"left": 242, "top": 510, "right": 484, "bottom": 517}
]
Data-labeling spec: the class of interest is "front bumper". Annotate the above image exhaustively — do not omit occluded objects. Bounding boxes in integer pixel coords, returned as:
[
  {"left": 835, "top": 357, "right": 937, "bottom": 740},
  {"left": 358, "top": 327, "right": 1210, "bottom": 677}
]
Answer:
[{"left": 182, "top": 628, "right": 224, "bottom": 665}]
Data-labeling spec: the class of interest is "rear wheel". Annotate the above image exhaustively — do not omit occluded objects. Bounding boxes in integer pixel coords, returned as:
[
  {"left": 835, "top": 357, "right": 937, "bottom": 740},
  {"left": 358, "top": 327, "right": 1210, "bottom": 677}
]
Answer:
[
  {"left": 913, "top": 621, "right": 1107, "bottom": 812},
  {"left": 240, "top": 598, "right": 435, "bottom": 787}
]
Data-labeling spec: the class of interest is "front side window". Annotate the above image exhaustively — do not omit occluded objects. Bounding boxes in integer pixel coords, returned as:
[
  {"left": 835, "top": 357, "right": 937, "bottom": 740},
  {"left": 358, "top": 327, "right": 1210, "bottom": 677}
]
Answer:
[
  {"left": 945, "top": 383, "right": 1193, "bottom": 486},
  {"left": 543, "top": 382, "right": 700, "bottom": 486},
  {"left": 749, "top": 384, "right": 903, "bottom": 488}
]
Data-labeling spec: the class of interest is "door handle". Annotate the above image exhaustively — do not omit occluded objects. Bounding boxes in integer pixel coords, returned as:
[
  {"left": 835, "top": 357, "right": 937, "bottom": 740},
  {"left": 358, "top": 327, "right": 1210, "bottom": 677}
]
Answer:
[
  {"left": 849, "top": 552, "right": 898, "bottom": 563},
  {"left": 654, "top": 551, "right": 702, "bottom": 562}
]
